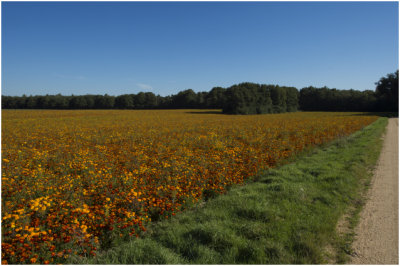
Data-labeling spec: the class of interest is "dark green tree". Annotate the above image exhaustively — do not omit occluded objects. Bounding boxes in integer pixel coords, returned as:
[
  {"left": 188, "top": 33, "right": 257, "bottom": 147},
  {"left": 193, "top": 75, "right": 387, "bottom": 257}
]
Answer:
[
  {"left": 270, "top": 86, "right": 287, "bottom": 113},
  {"left": 206, "top": 87, "right": 226, "bottom": 108},
  {"left": 115, "top": 94, "right": 134, "bottom": 109},
  {"left": 172, "top": 89, "right": 197, "bottom": 108},
  {"left": 375, "top": 70, "right": 398, "bottom": 112},
  {"left": 69, "top": 96, "right": 88, "bottom": 109},
  {"left": 285, "top": 87, "right": 299, "bottom": 112},
  {"left": 94, "top": 94, "right": 115, "bottom": 109},
  {"left": 26, "top": 96, "right": 37, "bottom": 109},
  {"left": 144, "top": 92, "right": 157, "bottom": 108}
]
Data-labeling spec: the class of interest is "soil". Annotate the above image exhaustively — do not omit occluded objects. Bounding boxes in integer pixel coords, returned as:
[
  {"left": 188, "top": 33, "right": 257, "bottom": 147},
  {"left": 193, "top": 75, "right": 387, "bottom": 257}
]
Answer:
[{"left": 349, "top": 118, "right": 398, "bottom": 264}]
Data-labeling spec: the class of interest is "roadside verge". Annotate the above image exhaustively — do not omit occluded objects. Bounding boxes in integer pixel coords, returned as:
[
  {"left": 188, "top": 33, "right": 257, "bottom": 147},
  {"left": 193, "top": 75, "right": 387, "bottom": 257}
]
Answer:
[
  {"left": 74, "top": 117, "right": 388, "bottom": 264},
  {"left": 349, "top": 118, "right": 398, "bottom": 264}
]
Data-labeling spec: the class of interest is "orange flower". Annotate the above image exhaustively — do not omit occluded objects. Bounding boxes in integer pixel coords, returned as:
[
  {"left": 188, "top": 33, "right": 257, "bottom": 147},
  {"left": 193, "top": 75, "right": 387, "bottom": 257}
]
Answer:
[{"left": 1, "top": 110, "right": 378, "bottom": 264}]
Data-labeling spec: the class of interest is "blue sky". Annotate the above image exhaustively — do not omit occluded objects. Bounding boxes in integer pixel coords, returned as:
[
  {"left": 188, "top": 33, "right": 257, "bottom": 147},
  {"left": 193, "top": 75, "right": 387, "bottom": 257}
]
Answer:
[{"left": 2, "top": 1, "right": 398, "bottom": 96}]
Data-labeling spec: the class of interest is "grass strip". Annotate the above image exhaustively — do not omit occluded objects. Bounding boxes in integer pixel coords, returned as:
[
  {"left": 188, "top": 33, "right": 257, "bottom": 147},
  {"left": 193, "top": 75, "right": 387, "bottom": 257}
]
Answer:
[{"left": 75, "top": 117, "right": 387, "bottom": 264}]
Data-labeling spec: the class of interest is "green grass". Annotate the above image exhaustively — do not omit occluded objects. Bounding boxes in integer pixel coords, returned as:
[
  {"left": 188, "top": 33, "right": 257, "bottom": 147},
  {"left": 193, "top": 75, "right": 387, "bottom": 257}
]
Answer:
[{"left": 72, "top": 117, "right": 388, "bottom": 264}]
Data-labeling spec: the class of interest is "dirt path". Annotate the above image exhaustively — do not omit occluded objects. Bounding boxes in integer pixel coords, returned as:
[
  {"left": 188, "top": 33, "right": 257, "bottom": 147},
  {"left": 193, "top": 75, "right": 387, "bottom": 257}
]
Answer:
[{"left": 350, "top": 118, "right": 398, "bottom": 264}]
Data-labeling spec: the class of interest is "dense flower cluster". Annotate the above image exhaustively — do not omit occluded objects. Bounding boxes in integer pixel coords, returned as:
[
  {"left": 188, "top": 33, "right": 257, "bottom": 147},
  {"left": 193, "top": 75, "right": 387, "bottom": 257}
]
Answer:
[{"left": 2, "top": 110, "right": 377, "bottom": 264}]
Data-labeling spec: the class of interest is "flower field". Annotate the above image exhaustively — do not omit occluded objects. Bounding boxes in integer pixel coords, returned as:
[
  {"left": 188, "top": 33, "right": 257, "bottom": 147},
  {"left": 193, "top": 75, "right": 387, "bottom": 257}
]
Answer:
[{"left": 1, "top": 110, "right": 378, "bottom": 264}]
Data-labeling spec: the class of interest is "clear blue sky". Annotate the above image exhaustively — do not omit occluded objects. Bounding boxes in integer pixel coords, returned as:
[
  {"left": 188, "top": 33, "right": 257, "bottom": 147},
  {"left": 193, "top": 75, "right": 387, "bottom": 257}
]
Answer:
[{"left": 2, "top": 1, "right": 398, "bottom": 96}]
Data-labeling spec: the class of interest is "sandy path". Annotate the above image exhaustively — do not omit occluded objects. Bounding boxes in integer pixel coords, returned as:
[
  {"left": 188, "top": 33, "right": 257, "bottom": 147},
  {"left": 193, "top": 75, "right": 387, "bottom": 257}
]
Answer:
[{"left": 350, "top": 118, "right": 398, "bottom": 264}]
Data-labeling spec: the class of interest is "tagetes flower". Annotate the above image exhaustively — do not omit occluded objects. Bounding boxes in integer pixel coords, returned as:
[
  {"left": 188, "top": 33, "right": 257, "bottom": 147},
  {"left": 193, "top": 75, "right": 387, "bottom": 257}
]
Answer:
[{"left": 1, "top": 110, "right": 378, "bottom": 264}]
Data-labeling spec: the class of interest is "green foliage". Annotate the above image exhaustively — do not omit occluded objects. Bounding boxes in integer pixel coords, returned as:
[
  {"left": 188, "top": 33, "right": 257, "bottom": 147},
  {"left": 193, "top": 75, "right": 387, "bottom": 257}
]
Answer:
[
  {"left": 205, "top": 87, "right": 226, "bottom": 108},
  {"left": 299, "top": 70, "right": 398, "bottom": 113},
  {"left": 285, "top": 86, "right": 299, "bottom": 112},
  {"left": 2, "top": 70, "right": 397, "bottom": 113},
  {"left": 223, "top": 83, "right": 297, "bottom": 114},
  {"left": 172, "top": 89, "right": 198, "bottom": 108},
  {"left": 299, "top": 87, "right": 378, "bottom": 112},
  {"left": 115, "top": 94, "right": 134, "bottom": 109},
  {"left": 69, "top": 96, "right": 88, "bottom": 109},
  {"left": 375, "top": 70, "right": 399, "bottom": 112}
]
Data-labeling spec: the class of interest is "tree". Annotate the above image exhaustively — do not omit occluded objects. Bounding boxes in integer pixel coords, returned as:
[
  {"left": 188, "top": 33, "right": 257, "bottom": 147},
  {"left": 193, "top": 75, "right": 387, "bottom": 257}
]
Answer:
[
  {"left": 115, "top": 94, "right": 134, "bottom": 109},
  {"left": 375, "top": 70, "right": 398, "bottom": 112},
  {"left": 284, "top": 86, "right": 299, "bottom": 112},
  {"left": 53, "top": 94, "right": 69, "bottom": 109},
  {"left": 26, "top": 96, "right": 37, "bottom": 109},
  {"left": 94, "top": 94, "right": 115, "bottom": 109},
  {"left": 144, "top": 92, "right": 157, "bottom": 108},
  {"left": 223, "top": 83, "right": 275, "bottom": 114},
  {"left": 36, "top": 95, "right": 50, "bottom": 109},
  {"left": 133, "top": 92, "right": 146, "bottom": 109},
  {"left": 16, "top": 95, "right": 27, "bottom": 108},
  {"left": 299, "top": 86, "right": 379, "bottom": 112},
  {"left": 206, "top": 87, "right": 226, "bottom": 108},
  {"left": 70, "top": 96, "right": 88, "bottom": 109},
  {"left": 172, "top": 89, "right": 197, "bottom": 108},
  {"left": 196, "top": 91, "right": 208, "bottom": 108},
  {"left": 84, "top": 95, "right": 95, "bottom": 109},
  {"left": 2, "top": 96, "right": 17, "bottom": 109},
  {"left": 270, "top": 86, "right": 287, "bottom": 113}
]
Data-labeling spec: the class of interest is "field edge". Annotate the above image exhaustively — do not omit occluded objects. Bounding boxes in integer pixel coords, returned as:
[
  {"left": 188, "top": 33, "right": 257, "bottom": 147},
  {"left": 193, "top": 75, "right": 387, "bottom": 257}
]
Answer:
[{"left": 70, "top": 117, "right": 388, "bottom": 264}]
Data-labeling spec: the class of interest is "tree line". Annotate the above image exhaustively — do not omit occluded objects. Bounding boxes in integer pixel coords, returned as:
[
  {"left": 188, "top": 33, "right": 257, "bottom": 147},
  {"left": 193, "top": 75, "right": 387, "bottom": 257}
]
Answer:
[
  {"left": 0, "top": 83, "right": 298, "bottom": 114},
  {"left": 1, "top": 90, "right": 212, "bottom": 110},
  {"left": 223, "top": 83, "right": 299, "bottom": 114},
  {"left": 2, "top": 70, "right": 398, "bottom": 114},
  {"left": 299, "top": 70, "right": 398, "bottom": 112}
]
